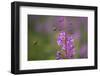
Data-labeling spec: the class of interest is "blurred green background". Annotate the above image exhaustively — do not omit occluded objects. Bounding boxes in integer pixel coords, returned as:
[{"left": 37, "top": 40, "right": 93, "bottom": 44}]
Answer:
[{"left": 28, "top": 15, "right": 88, "bottom": 61}]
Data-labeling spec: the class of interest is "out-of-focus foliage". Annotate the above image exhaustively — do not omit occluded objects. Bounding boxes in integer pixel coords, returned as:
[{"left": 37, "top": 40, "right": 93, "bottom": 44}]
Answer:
[{"left": 28, "top": 15, "right": 88, "bottom": 61}]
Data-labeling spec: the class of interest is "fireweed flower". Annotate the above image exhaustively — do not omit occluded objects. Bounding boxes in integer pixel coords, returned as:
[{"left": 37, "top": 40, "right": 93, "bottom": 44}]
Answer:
[
  {"left": 56, "top": 51, "right": 62, "bottom": 60},
  {"left": 56, "top": 31, "right": 75, "bottom": 59},
  {"left": 57, "top": 32, "right": 66, "bottom": 50},
  {"left": 66, "top": 36, "right": 75, "bottom": 58}
]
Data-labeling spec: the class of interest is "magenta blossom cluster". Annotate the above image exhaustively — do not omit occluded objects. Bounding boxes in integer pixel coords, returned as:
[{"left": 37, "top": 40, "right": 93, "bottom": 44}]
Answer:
[{"left": 56, "top": 31, "right": 75, "bottom": 59}]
